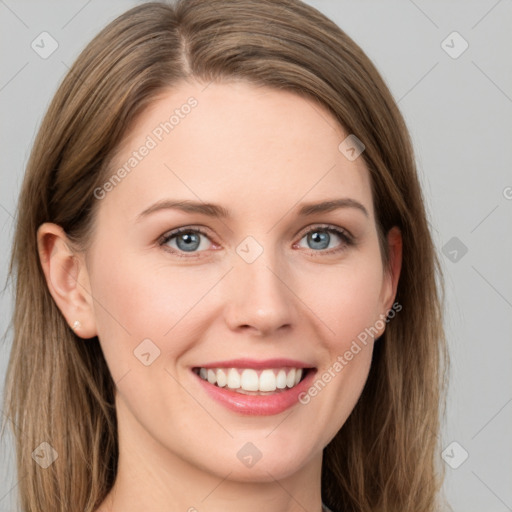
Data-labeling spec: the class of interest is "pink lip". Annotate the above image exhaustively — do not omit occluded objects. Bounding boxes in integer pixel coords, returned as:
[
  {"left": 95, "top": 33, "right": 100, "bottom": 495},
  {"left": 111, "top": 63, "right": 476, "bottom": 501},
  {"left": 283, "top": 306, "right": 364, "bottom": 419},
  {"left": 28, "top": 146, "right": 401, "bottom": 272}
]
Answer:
[
  {"left": 191, "top": 367, "right": 317, "bottom": 416},
  {"left": 194, "top": 358, "right": 313, "bottom": 369}
]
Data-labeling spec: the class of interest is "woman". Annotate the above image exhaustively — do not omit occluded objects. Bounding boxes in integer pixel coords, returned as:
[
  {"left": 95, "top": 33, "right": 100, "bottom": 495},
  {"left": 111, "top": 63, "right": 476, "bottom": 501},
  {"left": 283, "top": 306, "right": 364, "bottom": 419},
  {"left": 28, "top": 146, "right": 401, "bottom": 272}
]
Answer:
[{"left": 2, "top": 1, "right": 450, "bottom": 511}]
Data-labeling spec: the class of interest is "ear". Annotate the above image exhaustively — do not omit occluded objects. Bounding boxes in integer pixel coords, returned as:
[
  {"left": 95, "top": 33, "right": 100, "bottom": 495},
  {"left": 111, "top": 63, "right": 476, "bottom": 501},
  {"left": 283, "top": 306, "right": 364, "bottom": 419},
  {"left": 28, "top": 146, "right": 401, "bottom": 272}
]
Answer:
[
  {"left": 380, "top": 226, "right": 403, "bottom": 312},
  {"left": 37, "top": 223, "right": 97, "bottom": 339}
]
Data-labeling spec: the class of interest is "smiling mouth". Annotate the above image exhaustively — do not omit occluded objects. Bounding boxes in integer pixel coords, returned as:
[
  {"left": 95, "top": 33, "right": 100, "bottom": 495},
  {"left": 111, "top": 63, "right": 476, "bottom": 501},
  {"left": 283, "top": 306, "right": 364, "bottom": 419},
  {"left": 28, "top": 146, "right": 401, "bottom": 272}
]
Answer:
[{"left": 192, "top": 366, "right": 313, "bottom": 395}]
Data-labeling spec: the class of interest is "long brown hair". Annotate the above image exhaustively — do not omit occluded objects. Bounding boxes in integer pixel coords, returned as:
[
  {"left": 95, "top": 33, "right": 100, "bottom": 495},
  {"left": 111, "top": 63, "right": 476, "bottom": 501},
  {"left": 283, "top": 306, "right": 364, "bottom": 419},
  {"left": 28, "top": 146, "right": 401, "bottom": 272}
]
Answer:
[{"left": 2, "top": 1, "right": 450, "bottom": 511}]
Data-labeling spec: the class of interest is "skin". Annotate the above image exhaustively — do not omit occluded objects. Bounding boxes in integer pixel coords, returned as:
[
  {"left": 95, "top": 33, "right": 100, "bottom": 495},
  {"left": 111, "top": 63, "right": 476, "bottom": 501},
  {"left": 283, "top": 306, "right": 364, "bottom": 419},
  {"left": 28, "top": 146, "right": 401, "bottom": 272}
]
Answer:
[{"left": 38, "top": 80, "right": 402, "bottom": 512}]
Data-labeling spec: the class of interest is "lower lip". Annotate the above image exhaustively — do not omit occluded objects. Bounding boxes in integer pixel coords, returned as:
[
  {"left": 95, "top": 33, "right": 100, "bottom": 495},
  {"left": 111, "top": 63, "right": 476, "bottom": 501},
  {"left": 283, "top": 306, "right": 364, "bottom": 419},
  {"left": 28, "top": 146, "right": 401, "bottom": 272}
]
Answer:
[{"left": 192, "top": 369, "right": 317, "bottom": 416}]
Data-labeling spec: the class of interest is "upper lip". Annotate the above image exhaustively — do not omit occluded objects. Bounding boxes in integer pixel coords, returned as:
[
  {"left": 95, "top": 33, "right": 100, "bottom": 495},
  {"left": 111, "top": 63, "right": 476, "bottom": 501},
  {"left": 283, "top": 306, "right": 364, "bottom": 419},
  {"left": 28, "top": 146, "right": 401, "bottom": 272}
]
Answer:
[{"left": 193, "top": 358, "right": 315, "bottom": 370}]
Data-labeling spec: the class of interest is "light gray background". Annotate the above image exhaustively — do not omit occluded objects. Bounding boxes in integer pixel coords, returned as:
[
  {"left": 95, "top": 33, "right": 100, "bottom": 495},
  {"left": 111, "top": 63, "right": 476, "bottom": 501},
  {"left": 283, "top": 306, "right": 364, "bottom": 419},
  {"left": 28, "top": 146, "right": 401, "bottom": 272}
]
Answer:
[{"left": 1, "top": 1, "right": 511, "bottom": 511}]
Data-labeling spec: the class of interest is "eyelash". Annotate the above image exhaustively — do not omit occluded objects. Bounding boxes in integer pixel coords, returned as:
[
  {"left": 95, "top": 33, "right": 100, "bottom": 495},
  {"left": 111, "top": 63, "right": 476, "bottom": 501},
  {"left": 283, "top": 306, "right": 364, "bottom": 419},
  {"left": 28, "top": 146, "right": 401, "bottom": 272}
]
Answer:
[{"left": 158, "top": 224, "right": 354, "bottom": 259}]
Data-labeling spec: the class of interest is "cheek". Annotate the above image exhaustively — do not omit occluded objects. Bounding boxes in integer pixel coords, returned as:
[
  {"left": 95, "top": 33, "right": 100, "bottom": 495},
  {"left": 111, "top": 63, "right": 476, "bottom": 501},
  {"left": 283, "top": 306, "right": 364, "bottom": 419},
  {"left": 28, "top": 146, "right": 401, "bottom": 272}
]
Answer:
[
  {"left": 296, "top": 256, "right": 386, "bottom": 345},
  {"left": 293, "top": 258, "right": 383, "bottom": 445},
  {"left": 87, "top": 244, "right": 226, "bottom": 360},
  {"left": 89, "top": 239, "right": 385, "bottom": 347}
]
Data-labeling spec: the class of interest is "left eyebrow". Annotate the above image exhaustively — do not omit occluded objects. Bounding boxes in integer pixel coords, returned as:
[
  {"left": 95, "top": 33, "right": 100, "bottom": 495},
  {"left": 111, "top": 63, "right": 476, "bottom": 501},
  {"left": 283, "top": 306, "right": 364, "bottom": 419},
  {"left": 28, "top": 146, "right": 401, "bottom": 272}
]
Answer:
[{"left": 297, "top": 198, "right": 369, "bottom": 218}]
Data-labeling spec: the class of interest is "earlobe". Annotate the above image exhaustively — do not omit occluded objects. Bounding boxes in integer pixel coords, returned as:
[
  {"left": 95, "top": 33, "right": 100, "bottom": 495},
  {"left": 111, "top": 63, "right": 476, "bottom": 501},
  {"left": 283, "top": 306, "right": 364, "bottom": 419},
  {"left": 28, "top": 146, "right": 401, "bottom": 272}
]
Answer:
[{"left": 37, "top": 223, "right": 97, "bottom": 339}]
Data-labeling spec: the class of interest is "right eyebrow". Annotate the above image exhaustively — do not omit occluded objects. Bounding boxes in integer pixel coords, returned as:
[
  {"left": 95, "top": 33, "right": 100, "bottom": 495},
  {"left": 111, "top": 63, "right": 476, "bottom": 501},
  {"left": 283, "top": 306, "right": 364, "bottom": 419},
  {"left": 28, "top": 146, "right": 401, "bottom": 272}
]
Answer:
[{"left": 136, "top": 199, "right": 230, "bottom": 222}]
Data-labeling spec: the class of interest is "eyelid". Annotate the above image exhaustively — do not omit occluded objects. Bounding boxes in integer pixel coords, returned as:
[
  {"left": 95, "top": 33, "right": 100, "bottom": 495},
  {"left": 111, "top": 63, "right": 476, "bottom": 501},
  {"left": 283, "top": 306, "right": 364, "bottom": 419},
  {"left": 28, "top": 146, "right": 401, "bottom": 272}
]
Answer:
[
  {"left": 295, "top": 223, "right": 354, "bottom": 243},
  {"left": 158, "top": 223, "right": 354, "bottom": 257},
  {"left": 158, "top": 224, "right": 214, "bottom": 243},
  {"left": 158, "top": 225, "right": 217, "bottom": 257}
]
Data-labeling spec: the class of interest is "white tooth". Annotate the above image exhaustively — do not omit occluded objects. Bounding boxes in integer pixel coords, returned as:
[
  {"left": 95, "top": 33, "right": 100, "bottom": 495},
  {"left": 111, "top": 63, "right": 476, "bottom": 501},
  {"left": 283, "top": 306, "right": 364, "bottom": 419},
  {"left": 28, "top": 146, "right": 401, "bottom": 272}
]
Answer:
[
  {"left": 227, "top": 368, "right": 241, "bottom": 389},
  {"left": 259, "top": 369, "right": 277, "bottom": 392},
  {"left": 286, "top": 368, "right": 296, "bottom": 388},
  {"left": 216, "top": 368, "right": 227, "bottom": 387},
  {"left": 276, "top": 369, "right": 287, "bottom": 389},
  {"left": 202, "top": 366, "right": 304, "bottom": 391},
  {"left": 207, "top": 369, "right": 217, "bottom": 385},
  {"left": 240, "top": 369, "right": 259, "bottom": 391}
]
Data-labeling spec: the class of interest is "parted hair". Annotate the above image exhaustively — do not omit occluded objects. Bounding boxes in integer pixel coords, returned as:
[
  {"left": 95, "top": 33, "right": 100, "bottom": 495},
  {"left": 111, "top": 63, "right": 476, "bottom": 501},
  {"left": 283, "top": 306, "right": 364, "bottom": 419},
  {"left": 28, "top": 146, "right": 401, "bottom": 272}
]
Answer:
[{"left": 2, "top": 1, "right": 450, "bottom": 511}]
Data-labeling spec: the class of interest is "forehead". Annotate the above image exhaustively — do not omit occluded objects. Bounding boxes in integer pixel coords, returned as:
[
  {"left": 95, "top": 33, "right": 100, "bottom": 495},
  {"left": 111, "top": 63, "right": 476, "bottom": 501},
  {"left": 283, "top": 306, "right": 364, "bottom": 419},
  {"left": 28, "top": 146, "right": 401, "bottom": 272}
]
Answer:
[{"left": 100, "top": 80, "right": 374, "bottom": 221}]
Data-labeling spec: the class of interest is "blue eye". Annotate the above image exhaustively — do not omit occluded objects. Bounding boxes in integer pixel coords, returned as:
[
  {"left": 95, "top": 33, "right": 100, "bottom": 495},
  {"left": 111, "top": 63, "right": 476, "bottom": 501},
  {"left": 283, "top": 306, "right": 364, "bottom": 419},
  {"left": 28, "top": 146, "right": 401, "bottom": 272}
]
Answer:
[
  {"left": 297, "top": 225, "right": 353, "bottom": 254},
  {"left": 160, "top": 227, "right": 212, "bottom": 255},
  {"left": 159, "top": 224, "right": 353, "bottom": 258}
]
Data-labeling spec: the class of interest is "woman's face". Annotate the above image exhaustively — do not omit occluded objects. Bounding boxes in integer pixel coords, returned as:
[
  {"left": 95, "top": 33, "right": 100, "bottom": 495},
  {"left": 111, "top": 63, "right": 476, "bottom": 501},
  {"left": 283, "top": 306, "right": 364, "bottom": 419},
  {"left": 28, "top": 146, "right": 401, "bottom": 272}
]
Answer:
[{"left": 80, "top": 80, "right": 400, "bottom": 483}]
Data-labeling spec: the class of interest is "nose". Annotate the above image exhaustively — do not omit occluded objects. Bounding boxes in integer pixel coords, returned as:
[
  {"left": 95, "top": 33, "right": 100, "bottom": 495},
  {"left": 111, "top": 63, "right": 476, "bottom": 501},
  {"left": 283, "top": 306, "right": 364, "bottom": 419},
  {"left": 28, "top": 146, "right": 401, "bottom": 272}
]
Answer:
[{"left": 223, "top": 249, "right": 297, "bottom": 337}]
